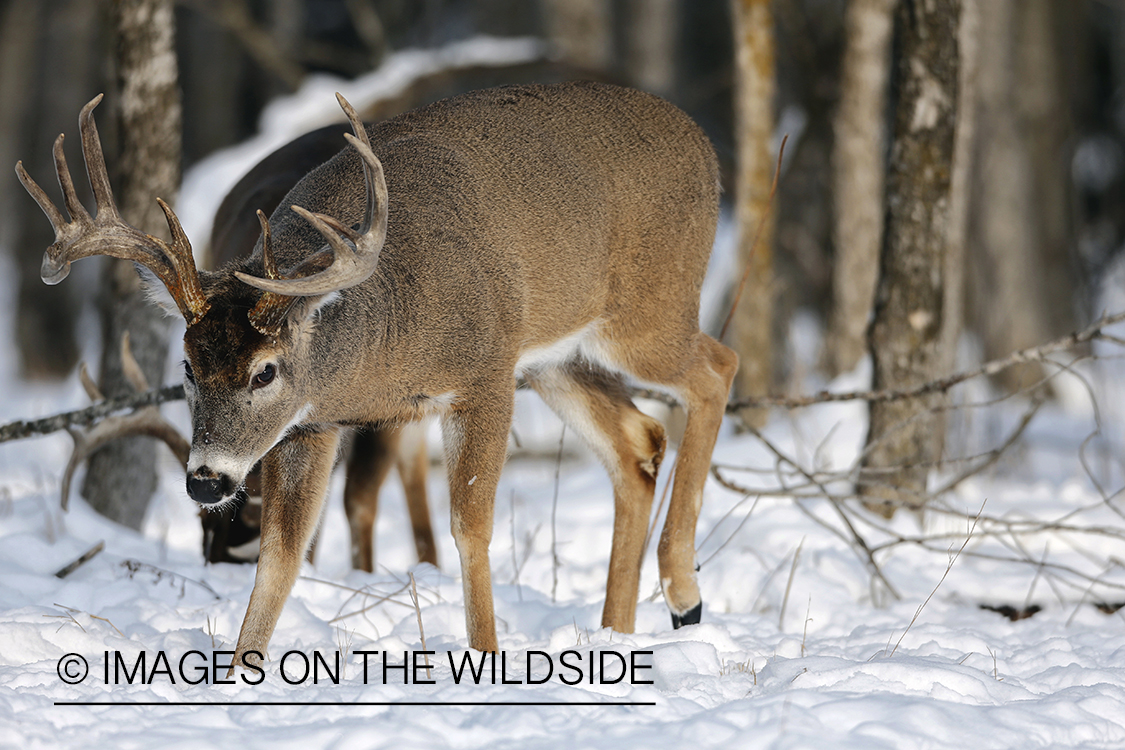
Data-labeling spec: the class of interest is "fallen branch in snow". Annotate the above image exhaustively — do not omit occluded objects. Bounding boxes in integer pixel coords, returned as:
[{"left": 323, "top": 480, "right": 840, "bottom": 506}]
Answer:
[
  {"left": 54, "top": 541, "right": 104, "bottom": 579},
  {"left": 119, "top": 559, "right": 221, "bottom": 601}
]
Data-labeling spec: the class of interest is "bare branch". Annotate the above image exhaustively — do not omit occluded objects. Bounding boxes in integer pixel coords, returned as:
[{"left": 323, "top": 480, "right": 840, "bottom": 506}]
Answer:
[
  {"left": 0, "top": 385, "right": 184, "bottom": 444},
  {"left": 726, "top": 310, "right": 1125, "bottom": 411}
]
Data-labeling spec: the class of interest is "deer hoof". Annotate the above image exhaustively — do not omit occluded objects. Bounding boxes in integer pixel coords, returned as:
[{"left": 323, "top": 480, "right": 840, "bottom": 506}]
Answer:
[{"left": 671, "top": 601, "right": 702, "bottom": 629}]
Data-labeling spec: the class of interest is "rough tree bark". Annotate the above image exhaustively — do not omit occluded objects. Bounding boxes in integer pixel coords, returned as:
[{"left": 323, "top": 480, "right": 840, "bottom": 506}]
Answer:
[
  {"left": 82, "top": 0, "right": 181, "bottom": 529},
  {"left": 825, "top": 0, "right": 895, "bottom": 377},
  {"left": 730, "top": 0, "right": 776, "bottom": 428},
  {"left": 861, "top": 0, "right": 960, "bottom": 517}
]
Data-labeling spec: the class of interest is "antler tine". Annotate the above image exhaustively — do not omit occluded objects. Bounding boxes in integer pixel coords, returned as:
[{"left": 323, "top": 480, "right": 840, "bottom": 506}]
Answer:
[
  {"left": 53, "top": 134, "right": 94, "bottom": 229},
  {"left": 119, "top": 331, "right": 149, "bottom": 392},
  {"left": 235, "top": 93, "right": 387, "bottom": 298},
  {"left": 336, "top": 92, "right": 379, "bottom": 235},
  {"left": 15, "top": 160, "right": 67, "bottom": 243},
  {"left": 257, "top": 209, "right": 280, "bottom": 279},
  {"left": 60, "top": 332, "right": 189, "bottom": 510},
  {"left": 155, "top": 197, "right": 211, "bottom": 325},
  {"left": 78, "top": 93, "right": 121, "bottom": 224}
]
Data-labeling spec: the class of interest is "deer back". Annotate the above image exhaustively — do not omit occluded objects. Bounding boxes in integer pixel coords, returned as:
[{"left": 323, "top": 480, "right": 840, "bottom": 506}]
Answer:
[{"left": 227, "top": 82, "right": 720, "bottom": 421}]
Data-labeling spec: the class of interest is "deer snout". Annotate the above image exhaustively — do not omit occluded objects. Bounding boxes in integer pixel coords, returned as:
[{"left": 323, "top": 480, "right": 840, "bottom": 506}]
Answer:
[{"left": 187, "top": 469, "right": 236, "bottom": 505}]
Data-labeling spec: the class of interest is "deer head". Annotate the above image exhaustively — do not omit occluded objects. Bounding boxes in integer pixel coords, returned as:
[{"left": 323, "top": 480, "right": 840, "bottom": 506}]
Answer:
[{"left": 16, "top": 93, "right": 387, "bottom": 508}]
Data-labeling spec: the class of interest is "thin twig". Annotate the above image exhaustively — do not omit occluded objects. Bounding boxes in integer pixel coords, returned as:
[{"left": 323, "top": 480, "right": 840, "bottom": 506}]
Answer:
[
  {"left": 4, "top": 313, "right": 1123, "bottom": 446},
  {"left": 408, "top": 572, "right": 432, "bottom": 680},
  {"left": 551, "top": 425, "right": 565, "bottom": 604},
  {"left": 888, "top": 500, "right": 985, "bottom": 657},
  {"left": 509, "top": 489, "right": 523, "bottom": 601},
  {"left": 778, "top": 537, "right": 804, "bottom": 631}
]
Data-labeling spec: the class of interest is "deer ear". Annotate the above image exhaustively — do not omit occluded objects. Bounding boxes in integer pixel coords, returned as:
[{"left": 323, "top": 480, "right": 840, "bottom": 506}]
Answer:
[
  {"left": 136, "top": 265, "right": 183, "bottom": 318},
  {"left": 289, "top": 290, "right": 341, "bottom": 325}
]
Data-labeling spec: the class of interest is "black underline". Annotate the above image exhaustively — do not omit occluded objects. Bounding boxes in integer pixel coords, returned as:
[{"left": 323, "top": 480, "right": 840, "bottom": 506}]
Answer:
[{"left": 55, "top": 700, "right": 656, "bottom": 707}]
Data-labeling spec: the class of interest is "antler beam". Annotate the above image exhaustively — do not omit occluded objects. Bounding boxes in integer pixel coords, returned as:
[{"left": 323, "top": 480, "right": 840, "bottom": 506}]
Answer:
[
  {"left": 235, "top": 93, "right": 387, "bottom": 299},
  {"left": 15, "top": 94, "right": 210, "bottom": 326}
]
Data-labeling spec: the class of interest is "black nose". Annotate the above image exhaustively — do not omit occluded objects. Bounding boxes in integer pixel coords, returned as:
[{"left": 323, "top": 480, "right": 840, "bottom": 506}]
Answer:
[{"left": 187, "top": 474, "right": 228, "bottom": 505}]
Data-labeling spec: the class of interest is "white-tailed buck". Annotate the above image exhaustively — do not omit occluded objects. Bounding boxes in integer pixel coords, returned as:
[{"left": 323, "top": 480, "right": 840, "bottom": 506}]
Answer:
[{"left": 18, "top": 82, "right": 737, "bottom": 665}]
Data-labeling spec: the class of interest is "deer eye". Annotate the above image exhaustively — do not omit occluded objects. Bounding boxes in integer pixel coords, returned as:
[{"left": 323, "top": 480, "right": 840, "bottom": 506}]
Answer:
[
  {"left": 183, "top": 360, "right": 194, "bottom": 383},
  {"left": 251, "top": 363, "right": 276, "bottom": 390}
]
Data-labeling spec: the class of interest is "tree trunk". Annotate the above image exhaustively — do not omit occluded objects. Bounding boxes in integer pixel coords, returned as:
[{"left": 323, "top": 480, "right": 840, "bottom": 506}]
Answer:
[
  {"left": 623, "top": 0, "right": 677, "bottom": 96},
  {"left": 941, "top": 0, "right": 979, "bottom": 376},
  {"left": 729, "top": 0, "right": 776, "bottom": 428},
  {"left": 825, "top": 0, "right": 894, "bottom": 377},
  {"left": 82, "top": 0, "right": 181, "bottom": 529},
  {"left": 540, "top": 0, "right": 613, "bottom": 73},
  {"left": 861, "top": 0, "right": 960, "bottom": 517},
  {"left": 4, "top": 0, "right": 102, "bottom": 380},
  {"left": 966, "top": 0, "right": 1078, "bottom": 392}
]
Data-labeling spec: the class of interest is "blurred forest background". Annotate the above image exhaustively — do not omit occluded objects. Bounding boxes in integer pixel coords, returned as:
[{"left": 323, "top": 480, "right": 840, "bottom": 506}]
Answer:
[{"left": 1, "top": 0, "right": 1124, "bottom": 524}]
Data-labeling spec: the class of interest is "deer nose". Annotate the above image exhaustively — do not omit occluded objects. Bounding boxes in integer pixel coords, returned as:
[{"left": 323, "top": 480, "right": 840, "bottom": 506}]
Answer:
[{"left": 187, "top": 471, "right": 231, "bottom": 505}]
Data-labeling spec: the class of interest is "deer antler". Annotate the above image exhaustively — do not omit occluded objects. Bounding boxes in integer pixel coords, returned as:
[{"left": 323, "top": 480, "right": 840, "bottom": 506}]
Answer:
[
  {"left": 15, "top": 94, "right": 210, "bottom": 326},
  {"left": 236, "top": 93, "right": 387, "bottom": 310},
  {"left": 60, "top": 333, "right": 190, "bottom": 511}
]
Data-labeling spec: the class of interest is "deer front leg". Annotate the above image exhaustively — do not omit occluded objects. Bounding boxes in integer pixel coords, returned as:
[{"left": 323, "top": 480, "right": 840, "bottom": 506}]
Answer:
[
  {"left": 231, "top": 427, "right": 340, "bottom": 671},
  {"left": 441, "top": 388, "right": 514, "bottom": 653}
]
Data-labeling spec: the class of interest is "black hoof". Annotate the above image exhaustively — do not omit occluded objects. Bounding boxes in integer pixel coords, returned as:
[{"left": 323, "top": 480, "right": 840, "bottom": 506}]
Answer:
[{"left": 671, "top": 601, "right": 702, "bottom": 629}]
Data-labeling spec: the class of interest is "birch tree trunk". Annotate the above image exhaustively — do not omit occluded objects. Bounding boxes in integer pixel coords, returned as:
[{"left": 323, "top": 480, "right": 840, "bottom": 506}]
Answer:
[
  {"left": 825, "top": 0, "right": 895, "bottom": 377},
  {"left": 861, "top": 0, "right": 960, "bottom": 517},
  {"left": 82, "top": 0, "right": 181, "bottom": 528},
  {"left": 730, "top": 0, "right": 776, "bottom": 428}
]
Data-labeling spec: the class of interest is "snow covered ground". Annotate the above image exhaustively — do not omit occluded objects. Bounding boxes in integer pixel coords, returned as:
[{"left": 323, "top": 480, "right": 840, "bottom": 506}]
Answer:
[{"left": 3, "top": 40, "right": 1125, "bottom": 750}]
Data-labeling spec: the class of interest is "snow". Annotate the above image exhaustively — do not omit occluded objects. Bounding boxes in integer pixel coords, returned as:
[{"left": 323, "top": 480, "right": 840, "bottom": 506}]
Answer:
[{"left": 3, "top": 38, "right": 1125, "bottom": 750}]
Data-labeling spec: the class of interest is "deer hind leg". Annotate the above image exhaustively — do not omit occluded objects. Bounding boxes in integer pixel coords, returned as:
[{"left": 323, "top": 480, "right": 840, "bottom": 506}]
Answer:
[
  {"left": 344, "top": 426, "right": 399, "bottom": 572},
  {"left": 232, "top": 427, "right": 340, "bottom": 671},
  {"left": 396, "top": 421, "right": 437, "bottom": 567},
  {"left": 526, "top": 362, "right": 667, "bottom": 634},
  {"left": 628, "top": 332, "right": 737, "bottom": 628},
  {"left": 441, "top": 384, "right": 515, "bottom": 653}
]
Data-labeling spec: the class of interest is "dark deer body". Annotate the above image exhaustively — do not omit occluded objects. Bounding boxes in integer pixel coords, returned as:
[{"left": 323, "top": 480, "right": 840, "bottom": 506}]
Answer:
[{"left": 19, "top": 81, "right": 737, "bottom": 663}]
